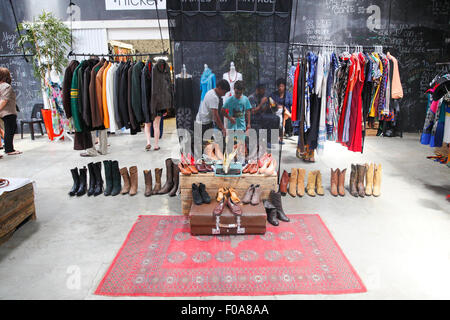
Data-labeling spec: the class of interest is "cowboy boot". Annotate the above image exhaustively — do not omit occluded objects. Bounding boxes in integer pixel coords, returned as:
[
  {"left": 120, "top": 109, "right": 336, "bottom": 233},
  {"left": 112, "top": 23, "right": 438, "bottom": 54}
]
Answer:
[
  {"left": 269, "top": 190, "right": 289, "bottom": 222},
  {"left": 87, "top": 162, "right": 96, "bottom": 197},
  {"left": 129, "top": 166, "right": 138, "bottom": 196},
  {"left": 297, "top": 168, "right": 306, "bottom": 197},
  {"left": 143, "top": 170, "right": 153, "bottom": 197},
  {"left": 242, "top": 184, "right": 255, "bottom": 204},
  {"left": 365, "top": 163, "right": 374, "bottom": 196},
  {"left": 76, "top": 167, "right": 87, "bottom": 197},
  {"left": 263, "top": 200, "right": 279, "bottom": 226},
  {"left": 103, "top": 160, "right": 113, "bottom": 196},
  {"left": 279, "top": 170, "right": 289, "bottom": 196},
  {"left": 373, "top": 164, "right": 382, "bottom": 197},
  {"left": 330, "top": 168, "right": 339, "bottom": 197},
  {"left": 316, "top": 170, "right": 324, "bottom": 196},
  {"left": 152, "top": 168, "right": 162, "bottom": 194},
  {"left": 338, "top": 168, "right": 346, "bottom": 197},
  {"left": 120, "top": 167, "right": 131, "bottom": 195},
  {"left": 69, "top": 168, "right": 80, "bottom": 197},
  {"left": 93, "top": 162, "right": 104, "bottom": 196},
  {"left": 350, "top": 164, "right": 358, "bottom": 197},
  {"left": 111, "top": 161, "right": 122, "bottom": 196},
  {"left": 306, "top": 171, "right": 317, "bottom": 197},
  {"left": 288, "top": 168, "right": 298, "bottom": 197},
  {"left": 168, "top": 162, "right": 180, "bottom": 197},
  {"left": 158, "top": 159, "right": 174, "bottom": 194},
  {"left": 357, "top": 164, "right": 366, "bottom": 198}
]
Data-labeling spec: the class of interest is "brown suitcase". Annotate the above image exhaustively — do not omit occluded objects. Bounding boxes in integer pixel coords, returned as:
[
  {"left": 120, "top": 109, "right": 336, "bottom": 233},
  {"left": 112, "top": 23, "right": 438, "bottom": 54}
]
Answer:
[{"left": 189, "top": 201, "right": 267, "bottom": 236}]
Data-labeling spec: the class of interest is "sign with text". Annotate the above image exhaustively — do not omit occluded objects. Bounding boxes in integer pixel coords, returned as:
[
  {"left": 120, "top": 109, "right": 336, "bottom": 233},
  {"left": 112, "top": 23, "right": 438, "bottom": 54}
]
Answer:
[{"left": 105, "top": 0, "right": 166, "bottom": 10}]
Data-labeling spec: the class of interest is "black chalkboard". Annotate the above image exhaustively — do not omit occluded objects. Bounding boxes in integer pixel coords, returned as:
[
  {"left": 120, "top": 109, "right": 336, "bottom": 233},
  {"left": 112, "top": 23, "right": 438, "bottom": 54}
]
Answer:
[{"left": 291, "top": 0, "right": 450, "bottom": 132}]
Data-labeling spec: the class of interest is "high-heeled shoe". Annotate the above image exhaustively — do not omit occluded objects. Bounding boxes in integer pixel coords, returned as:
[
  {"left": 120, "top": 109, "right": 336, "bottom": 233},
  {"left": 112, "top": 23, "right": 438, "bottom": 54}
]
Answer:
[
  {"left": 178, "top": 162, "right": 192, "bottom": 176},
  {"left": 228, "top": 187, "right": 240, "bottom": 203},
  {"left": 258, "top": 153, "right": 270, "bottom": 168},
  {"left": 187, "top": 153, "right": 196, "bottom": 166},
  {"left": 265, "top": 159, "right": 277, "bottom": 176},
  {"left": 216, "top": 187, "right": 227, "bottom": 202},
  {"left": 258, "top": 158, "right": 271, "bottom": 175}
]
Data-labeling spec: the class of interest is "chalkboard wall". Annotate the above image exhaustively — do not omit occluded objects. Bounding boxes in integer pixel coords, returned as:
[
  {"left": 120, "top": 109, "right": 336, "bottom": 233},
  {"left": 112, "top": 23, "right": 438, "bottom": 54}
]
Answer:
[{"left": 290, "top": 0, "right": 450, "bottom": 132}]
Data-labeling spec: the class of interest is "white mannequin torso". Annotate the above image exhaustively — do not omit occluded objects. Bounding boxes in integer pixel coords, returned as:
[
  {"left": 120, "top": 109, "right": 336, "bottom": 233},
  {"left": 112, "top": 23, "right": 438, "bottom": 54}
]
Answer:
[{"left": 223, "top": 63, "right": 243, "bottom": 103}]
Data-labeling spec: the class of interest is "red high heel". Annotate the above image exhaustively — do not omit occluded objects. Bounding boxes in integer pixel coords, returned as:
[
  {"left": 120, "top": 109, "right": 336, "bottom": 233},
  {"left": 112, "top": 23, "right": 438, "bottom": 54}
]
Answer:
[{"left": 187, "top": 153, "right": 196, "bottom": 166}]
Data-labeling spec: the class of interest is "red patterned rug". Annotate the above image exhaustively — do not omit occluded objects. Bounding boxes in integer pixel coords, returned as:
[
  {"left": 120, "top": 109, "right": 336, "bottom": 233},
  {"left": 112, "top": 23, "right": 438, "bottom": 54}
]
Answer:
[{"left": 95, "top": 215, "right": 366, "bottom": 296}]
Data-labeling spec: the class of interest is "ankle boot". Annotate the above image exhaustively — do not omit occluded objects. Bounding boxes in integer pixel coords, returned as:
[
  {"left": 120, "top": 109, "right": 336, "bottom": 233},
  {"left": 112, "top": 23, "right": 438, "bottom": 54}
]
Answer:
[
  {"left": 168, "top": 162, "right": 180, "bottom": 197},
  {"left": 306, "top": 171, "right": 316, "bottom": 197},
  {"left": 357, "top": 164, "right": 366, "bottom": 198},
  {"left": 288, "top": 168, "right": 298, "bottom": 197},
  {"left": 69, "top": 168, "right": 80, "bottom": 197},
  {"left": 76, "top": 167, "right": 87, "bottom": 196},
  {"left": 269, "top": 190, "right": 289, "bottom": 222},
  {"left": 263, "top": 200, "right": 279, "bottom": 226},
  {"left": 152, "top": 168, "right": 162, "bottom": 194},
  {"left": 350, "top": 164, "right": 358, "bottom": 197},
  {"left": 373, "top": 164, "right": 382, "bottom": 197},
  {"left": 93, "top": 162, "right": 103, "bottom": 196},
  {"left": 143, "top": 170, "right": 153, "bottom": 197},
  {"left": 338, "top": 168, "right": 346, "bottom": 196},
  {"left": 330, "top": 168, "right": 339, "bottom": 197},
  {"left": 242, "top": 184, "right": 255, "bottom": 204},
  {"left": 297, "top": 168, "right": 306, "bottom": 197},
  {"left": 129, "top": 166, "right": 138, "bottom": 196},
  {"left": 87, "top": 162, "right": 96, "bottom": 197},
  {"left": 192, "top": 184, "right": 203, "bottom": 205},
  {"left": 111, "top": 161, "right": 122, "bottom": 196},
  {"left": 279, "top": 170, "right": 289, "bottom": 196},
  {"left": 315, "top": 170, "right": 324, "bottom": 196},
  {"left": 251, "top": 185, "right": 261, "bottom": 205},
  {"left": 158, "top": 158, "right": 174, "bottom": 195},
  {"left": 103, "top": 160, "right": 113, "bottom": 196},
  {"left": 198, "top": 183, "right": 211, "bottom": 204},
  {"left": 365, "top": 163, "right": 374, "bottom": 196},
  {"left": 120, "top": 167, "right": 131, "bottom": 195}
]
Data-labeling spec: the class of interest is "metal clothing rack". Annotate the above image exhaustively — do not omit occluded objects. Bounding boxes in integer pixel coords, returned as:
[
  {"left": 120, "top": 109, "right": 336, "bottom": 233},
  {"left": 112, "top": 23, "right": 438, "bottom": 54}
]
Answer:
[{"left": 67, "top": 51, "right": 169, "bottom": 58}]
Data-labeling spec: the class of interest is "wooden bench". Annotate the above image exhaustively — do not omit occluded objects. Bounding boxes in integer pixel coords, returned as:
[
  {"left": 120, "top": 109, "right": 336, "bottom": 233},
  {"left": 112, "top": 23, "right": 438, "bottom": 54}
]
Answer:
[
  {"left": 0, "top": 183, "right": 36, "bottom": 245},
  {"left": 180, "top": 172, "right": 277, "bottom": 215}
]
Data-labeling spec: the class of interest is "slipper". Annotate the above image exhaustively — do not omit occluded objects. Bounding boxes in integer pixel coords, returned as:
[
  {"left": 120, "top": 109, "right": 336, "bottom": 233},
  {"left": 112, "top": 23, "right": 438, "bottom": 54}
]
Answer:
[
  {"left": 7, "top": 151, "right": 22, "bottom": 156},
  {"left": 145, "top": 144, "right": 152, "bottom": 151},
  {"left": 154, "top": 147, "right": 161, "bottom": 151}
]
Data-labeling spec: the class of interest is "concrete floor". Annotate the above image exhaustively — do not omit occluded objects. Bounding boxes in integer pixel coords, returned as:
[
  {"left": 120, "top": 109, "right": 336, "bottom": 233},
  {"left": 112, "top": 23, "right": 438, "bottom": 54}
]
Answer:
[{"left": 0, "top": 118, "right": 449, "bottom": 300}]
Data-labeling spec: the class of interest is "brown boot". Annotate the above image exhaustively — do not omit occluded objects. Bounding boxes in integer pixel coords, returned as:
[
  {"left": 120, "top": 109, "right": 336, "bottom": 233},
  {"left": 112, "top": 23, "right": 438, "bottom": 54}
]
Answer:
[
  {"left": 297, "top": 168, "right": 306, "bottom": 197},
  {"left": 129, "top": 166, "right": 138, "bottom": 196},
  {"left": 143, "top": 170, "right": 153, "bottom": 197},
  {"left": 338, "top": 168, "right": 346, "bottom": 196},
  {"left": 350, "top": 164, "right": 358, "bottom": 197},
  {"left": 315, "top": 170, "right": 324, "bottom": 196},
  {"left": 357, "top": 164, "right": 366, "bottom": 198},
  {"left": 365, "top": 163, "right": 374, "bottom": 196},
  {"left": 288, "top": 168, "right": 298, "bottom": 197},
  {"left": 330, "top": 168, "right": 339, "bottom": 197},
  {"left": 120, "top": 167, "right": 130, "bottom": 195},
  {"left": 306, "top": 171, "right": 316, "bottom": 197},
  {"left": 279, "top": 170, "right": 289, "bottom": 196},
  {"left": 168, "top": 162, "right": 180, "bottom": 197},
  {"left": 158, "top": 158, "right": 174, "bottom": 195},
  {"left": 373, "top": 164, "right": 382, "bottom": 197},
  {"left": 152, "top": 168, "right": 162, "bottom": 194}
]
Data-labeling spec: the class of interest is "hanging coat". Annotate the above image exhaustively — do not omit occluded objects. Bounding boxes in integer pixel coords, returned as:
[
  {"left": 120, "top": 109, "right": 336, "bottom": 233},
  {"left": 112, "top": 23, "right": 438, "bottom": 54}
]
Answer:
[
  {"left": 151, "top": 59, "right": 173, "bottom": 120},
  {"left": 62, "top": 60, "right": 79, "bottom": 119}
]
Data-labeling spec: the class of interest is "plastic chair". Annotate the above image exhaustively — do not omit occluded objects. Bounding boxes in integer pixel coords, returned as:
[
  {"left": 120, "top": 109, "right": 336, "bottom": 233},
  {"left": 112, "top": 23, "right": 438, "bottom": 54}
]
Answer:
[{"left": 20, "top": 104, "right": 46, "bottom": 140}]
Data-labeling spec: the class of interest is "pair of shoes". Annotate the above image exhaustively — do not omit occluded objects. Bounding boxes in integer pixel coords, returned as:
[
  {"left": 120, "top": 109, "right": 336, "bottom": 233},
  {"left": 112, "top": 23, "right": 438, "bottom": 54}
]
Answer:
[
  {"left": 242, "top": 184, "right": 261, "bottom": 205},
  {"left": 204, "top": 143, "right": 224, "bottom": 161},
  {"left": 214, "top": 187, "right": 242, "bottom": 216},
  {"left": 286, "top": 168, "right": 306, "bottom": 197},
  {"left": 87, "top": 162, "right": 104, "bottom": 197},
  {"left": 195, "top": 160, "right": 213, "bottom": 173},
  {"left": 179, "top": 154, "right": 199, "bottom": 175},
  {"left": 120, "top": 166, "right": 138, "bottom": 196},
  {"left": 242, "top": 162, "right": 258, "bottom": 174},
  {"left": 154, "top": 159, "right": 180, "bottom": 197},
  {"left": 192, "top": 183, "right": 211, "bottom": 205},
  {"left": 258, "top": 154, "right": 277, "bottom": 176},
  {"left": 330, "top": 168, "right": 346, "bottom": 197},
  {"left": 264, "top": 191, "right": 290, "bottom": 226},
  {"left": 306, "top": 171, "right": 324, "bottom": 196},
  {"left": 69, "top": 166, "right": 88, "bottom": 197},
  {"left": 216, "top": 187, "right": 240, "bottom": 203},
  {"left": 357, "top": 163, "right": 382, "bottom": 197},
  {"left": 103, "top": 160, "right": 122, "bottom": 196}
]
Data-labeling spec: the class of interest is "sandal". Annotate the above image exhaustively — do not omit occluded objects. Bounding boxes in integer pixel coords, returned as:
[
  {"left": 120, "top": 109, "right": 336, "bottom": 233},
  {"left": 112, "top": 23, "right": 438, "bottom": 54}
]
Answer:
[
  {"left": 154, "top": 147, "right": 161, "bottom": 151},
  {"left": 7, "top": 150, "right": 22, "bottom": 156},
  {"left": 145, "top": 144, "right": 152, "bottom": 151}
]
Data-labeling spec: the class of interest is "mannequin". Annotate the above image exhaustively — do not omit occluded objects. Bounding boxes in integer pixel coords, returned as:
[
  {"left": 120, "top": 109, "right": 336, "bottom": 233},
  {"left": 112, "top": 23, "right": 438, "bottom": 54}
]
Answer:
[
  {"left": 222, "top": 62, "right": 243, "bottom": 103},
  {"left": 176, "top": 64, "right": 192, "bottom": 79}
]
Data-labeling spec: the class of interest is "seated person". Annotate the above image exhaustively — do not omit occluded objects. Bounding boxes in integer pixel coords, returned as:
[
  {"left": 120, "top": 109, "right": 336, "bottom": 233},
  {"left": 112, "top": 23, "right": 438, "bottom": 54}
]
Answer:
[{"left": 270, "top": 78, "right": 293, "bottom": 140}]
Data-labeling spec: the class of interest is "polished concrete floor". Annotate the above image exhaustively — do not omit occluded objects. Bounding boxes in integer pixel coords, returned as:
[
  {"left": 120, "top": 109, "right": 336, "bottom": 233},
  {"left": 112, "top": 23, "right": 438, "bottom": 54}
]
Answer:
[{"left": 0, "top": 118, "right": 449, "bottom": 300}]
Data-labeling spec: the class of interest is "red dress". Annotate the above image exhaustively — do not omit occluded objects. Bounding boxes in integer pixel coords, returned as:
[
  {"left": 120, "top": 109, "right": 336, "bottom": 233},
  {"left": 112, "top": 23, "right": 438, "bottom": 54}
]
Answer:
[
  {"left": 348, "top": 53, "right": 366, "bottom": 152},
  {"left": 291, "top": 62, "right": 300, "bottom": 122},
  {"left": 337, "top": 55, "right": 356, "bottom": 143}
]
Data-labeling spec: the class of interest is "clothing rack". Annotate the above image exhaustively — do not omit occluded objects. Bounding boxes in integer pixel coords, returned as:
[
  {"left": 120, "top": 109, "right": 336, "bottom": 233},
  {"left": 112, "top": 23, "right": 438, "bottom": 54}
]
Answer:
[
  {"left": 436, "top": 62, "right": 450, "bottom": 65},
  {"left": 289, "top": 42, "right": 391, "bottom": 50},
  {"left": 67, "top": 51, "right": 169, "bottom": 58}
]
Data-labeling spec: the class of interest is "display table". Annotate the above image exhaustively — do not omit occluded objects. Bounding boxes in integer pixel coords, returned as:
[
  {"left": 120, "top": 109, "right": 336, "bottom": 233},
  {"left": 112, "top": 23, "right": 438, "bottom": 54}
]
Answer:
[
  {"left": 0, "top": 183, "right": 36, "bottom": 245},
  {"left": 180, "top": 172, "right": 277, "bottom": 215}
]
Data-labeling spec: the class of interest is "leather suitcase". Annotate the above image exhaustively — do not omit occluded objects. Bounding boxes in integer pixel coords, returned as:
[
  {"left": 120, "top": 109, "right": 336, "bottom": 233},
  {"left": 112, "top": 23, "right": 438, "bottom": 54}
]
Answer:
[{"left": 189, "top": 201, "right": 267, "bottom": 236}]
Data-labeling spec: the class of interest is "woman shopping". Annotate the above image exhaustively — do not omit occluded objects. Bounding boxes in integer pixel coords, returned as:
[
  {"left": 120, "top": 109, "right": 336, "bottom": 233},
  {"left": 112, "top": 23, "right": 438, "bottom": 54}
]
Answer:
[{"left": 0, "top": 68, "right": 21, "bottom": 156}]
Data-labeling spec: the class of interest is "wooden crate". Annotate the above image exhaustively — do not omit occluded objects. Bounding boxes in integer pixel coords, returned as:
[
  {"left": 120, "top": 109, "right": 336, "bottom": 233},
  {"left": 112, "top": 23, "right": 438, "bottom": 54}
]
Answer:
[
  {"left": 0, "top": 183, "right": 36, "bottom": 245},
  {"left": 180, "top": 172, "right": 277, "bottom": 215}
]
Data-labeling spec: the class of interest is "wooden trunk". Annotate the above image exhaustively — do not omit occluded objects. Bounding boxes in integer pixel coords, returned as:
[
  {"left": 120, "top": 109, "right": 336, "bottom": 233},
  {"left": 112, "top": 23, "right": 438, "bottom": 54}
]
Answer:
[
  {"left": 0, "top": 183, "right": 36, "bottom": 245},
  {"left": 180, "top": 172, "right": 277, "bottom": 215}
]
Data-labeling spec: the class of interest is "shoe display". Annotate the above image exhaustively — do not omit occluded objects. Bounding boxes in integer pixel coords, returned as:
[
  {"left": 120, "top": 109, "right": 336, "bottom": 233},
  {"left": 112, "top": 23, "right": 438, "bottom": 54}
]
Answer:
[
  {"left": 93, "top": 162, "right": 104, "bottom": 196},
  {"left": 365, "top": 163, "right": 374, "bottom": 196},
  {"left": 269, "top": 190, "right": 289, "bottom": 222},
  {"left": 227, "top": 197, "right": 242, "bottom": 216},
  {"left": 87, "top": 162, "right": 96, "bottom": 197},
  {"left": 69, "top": 168, "right": 80, "bottom": 197},
  {"left": 373, "top": 164, "right": 382, "bottom": 197},
  {"left": 315, "top": 170, "right": 324, "bottom": 196},
  {"left": 350, "top": 164, "right": 358, "bottom": 197},
  {"left": 279, "top": 170, "right": 289, "bottom": 196},
  {"left": 192, "top": 184, "right": 203, "bottom": 205},
  {"left": 76, "top": 166, "right": 87, "bottom": 197},
  {"left": 152, "top": 168, "right": 162, "bottom": 194},
  {"left": 251, "top": 185, "right": 261, "bottom": 205},
  {"left": 306, "top": 171, "right": 317, "bottom": 197},
  {"left": 129, "top": 166, "right": 138, "bottom": 196},
  {"left": 120, "top": 167, "right": 131, "bottom": 195},
  {"left": 263, "top": 200, "right": 279, "bottom": 226},
  {"left": 168, "top": 162, "right": 180, "bottom": 197},
  {"left": 242, "top": 184, "right": 255, "bottom": 204},
  {"left": 158, "top": 159, "right": 174, "bottom": 195},
  {"left": 297, "top": 168, "right": 306, "bottom": 197},
  {"left": 103, "top": 160, "right": 113, "bottom": 196},
  {"left": 338, "top": 168, "right": 346, "bottom": 197},
  {"left": 288, "top": 168, "right": 298, "bottom": 197},
  {"left": 357, "top": 164, "right": 366, "bottom": 198},
  {"left": 330, "top": 168, "right": 339, "bottom": 197},
  {"left": 143, "top": 170, "right": 153, "bottom": 197},
  {"left": 198, "top": 183, "right": 211, "bottom": 204}
]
